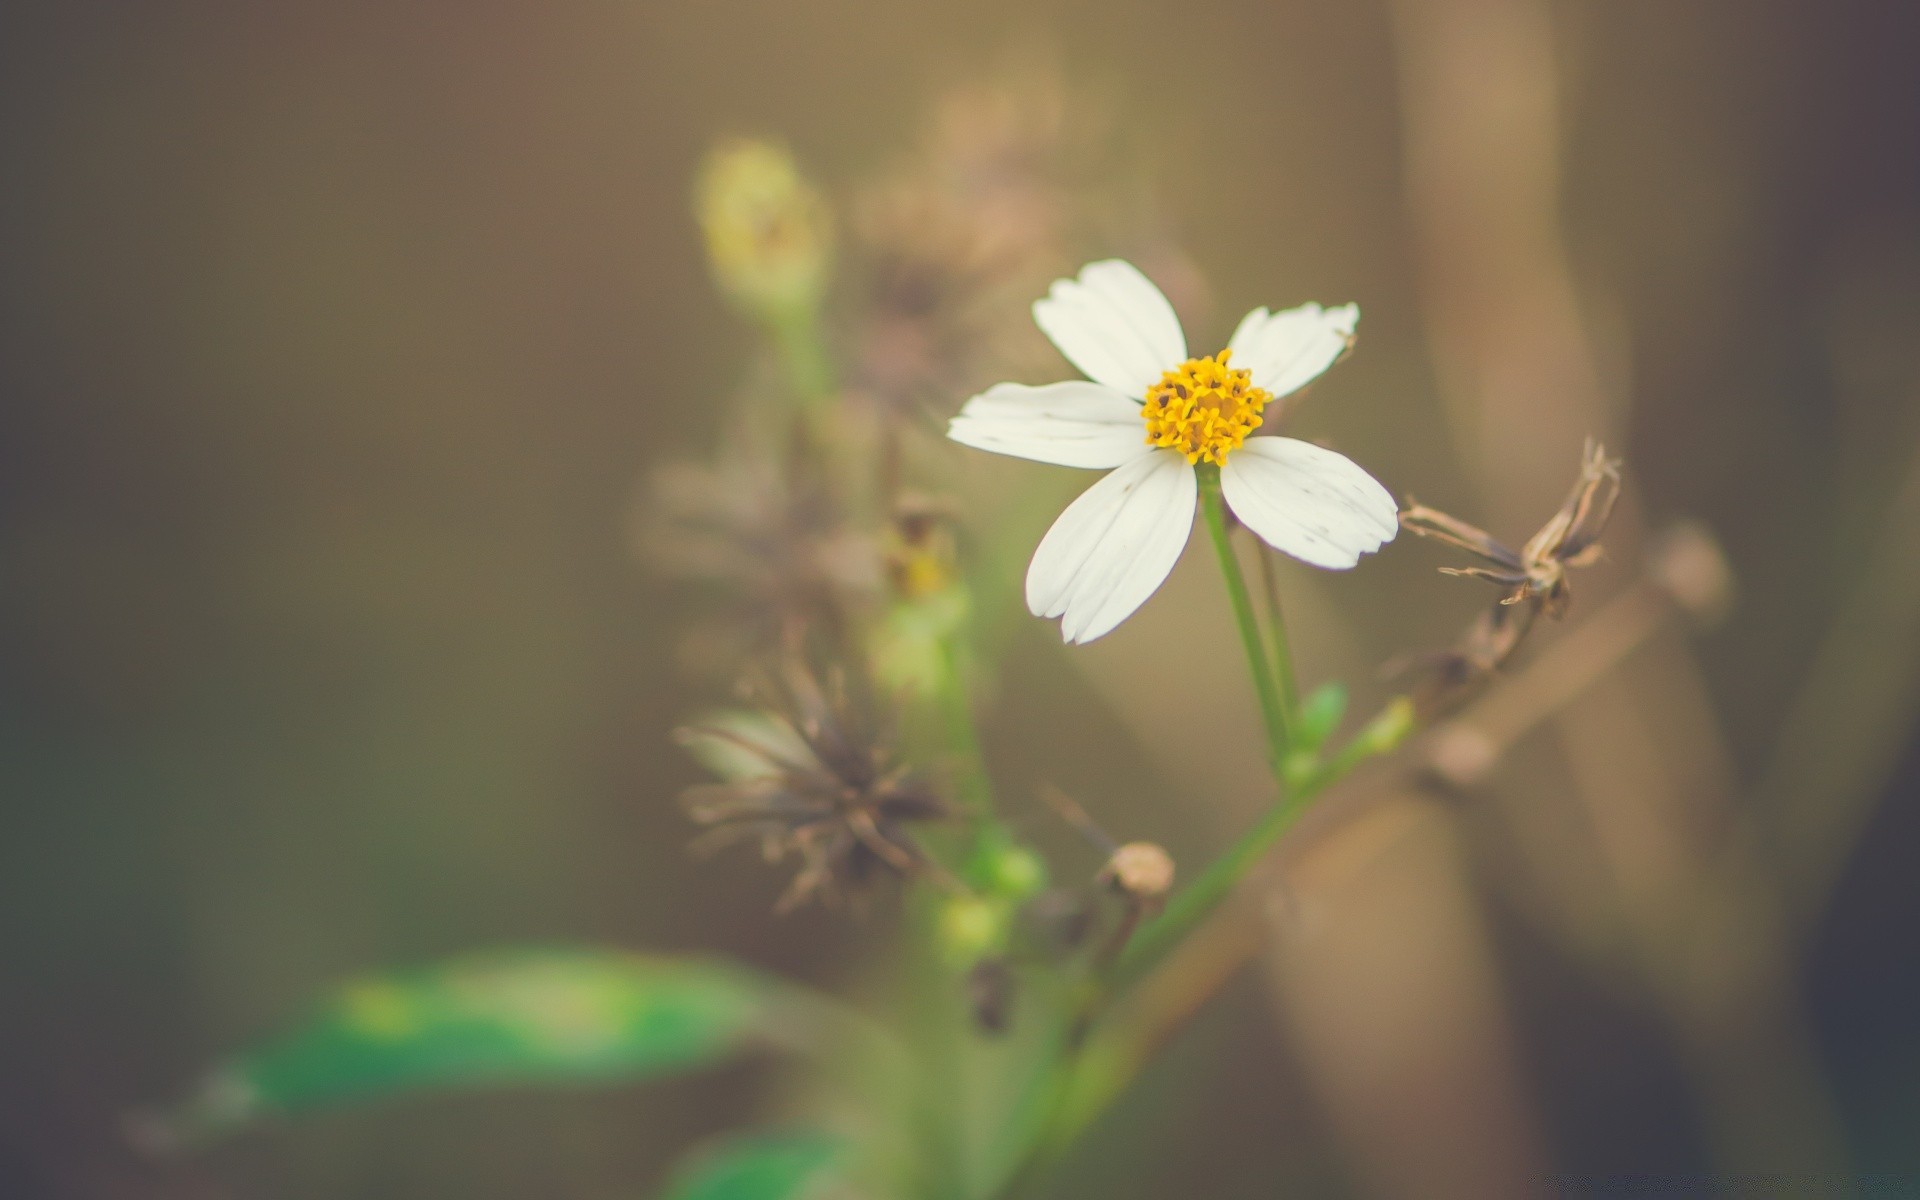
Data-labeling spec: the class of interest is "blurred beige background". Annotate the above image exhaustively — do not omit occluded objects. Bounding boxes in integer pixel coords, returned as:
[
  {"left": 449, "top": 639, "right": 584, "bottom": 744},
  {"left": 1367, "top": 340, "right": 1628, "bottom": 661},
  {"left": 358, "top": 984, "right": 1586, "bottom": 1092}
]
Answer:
[{"left": 2, "top": 1, "right": 1917, "bottom": 1196}]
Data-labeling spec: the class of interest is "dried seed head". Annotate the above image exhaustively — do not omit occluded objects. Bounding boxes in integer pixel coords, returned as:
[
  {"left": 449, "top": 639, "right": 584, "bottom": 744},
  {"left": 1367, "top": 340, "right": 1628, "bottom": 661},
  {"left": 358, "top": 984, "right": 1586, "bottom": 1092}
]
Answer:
[
  {"left": 843, "top": 67, "right": 1167, "bottom": 425},
  {"left": 1402, "top": 439, "right": 1623, "bottom": 619},
  {"left": 675, "top": 654, "right": 950, "bottom": 912},
  {"left": 1398, "top": 441, "right": 1625, "bottom": 718},
  {"left": 639, "top": 441, "right": 883, "bottom": 674}
]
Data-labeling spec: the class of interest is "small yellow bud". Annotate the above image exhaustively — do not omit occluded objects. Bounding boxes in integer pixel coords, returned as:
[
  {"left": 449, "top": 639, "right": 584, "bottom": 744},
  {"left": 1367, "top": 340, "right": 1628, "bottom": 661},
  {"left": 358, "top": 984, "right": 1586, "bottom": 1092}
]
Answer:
[
  {"left": 936, "top": 895, "right": 1007, "bottom": 965},
  {"left": 1357, "top": 695, "right": 1418, "bottom": 756},
  {"left": 693, "top": 139, "right": 833, "bottom": 321}
]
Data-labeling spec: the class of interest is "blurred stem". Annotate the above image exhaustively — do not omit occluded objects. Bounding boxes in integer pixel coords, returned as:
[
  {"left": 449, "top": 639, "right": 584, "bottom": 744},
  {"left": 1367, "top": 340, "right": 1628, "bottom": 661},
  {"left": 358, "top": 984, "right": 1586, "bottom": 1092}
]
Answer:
[
  {"left": 1757, "top": 438, "right": 1920, "bottom": 922},
  {"left": 1198, "top": 465, "right": 1293, "bottom": 773},
  {"left": 770, "top": 306, "right": 837, "bottom": 409},
  {"left": 937, "top": 633, "right": 995, "bottom": 819},
  {"left": 1044, "top": 900, "right": 1267, "bottom": 1159},
  {"left": 1253, "top": 540, "right": 1303, "bottom": 726}
]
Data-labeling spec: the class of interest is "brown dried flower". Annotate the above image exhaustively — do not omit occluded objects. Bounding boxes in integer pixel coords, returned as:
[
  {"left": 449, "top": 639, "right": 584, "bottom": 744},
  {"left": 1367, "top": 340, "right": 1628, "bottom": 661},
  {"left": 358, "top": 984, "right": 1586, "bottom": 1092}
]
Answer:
[
  {"left": 1400, "top": 439, "right": 1622, "bottom": 619},
  {"left": 1397, "top": 441, "right": 1624, "bottom": 719},
  {"left": 842, "top": 71, "right": 1094, "bottom": 425},
  {"left": 639, "top": 437, "right": 883, "bottom": 672},
  {"left": 675, "top": 656, "right": 950, "bottom": 913}
]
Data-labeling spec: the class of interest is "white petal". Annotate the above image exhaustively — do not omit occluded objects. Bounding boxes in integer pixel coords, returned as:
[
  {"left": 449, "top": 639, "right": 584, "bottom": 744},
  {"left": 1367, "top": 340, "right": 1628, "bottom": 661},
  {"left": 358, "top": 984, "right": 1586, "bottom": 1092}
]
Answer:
[
  {"left": 1032, "top": 260, "right": 1187, "bottom": 398},
  {"left": 947, "top": 381, "right": 1153, "bottom": 469},
  {"left": 1026, "top": 450, "right": 1197, "bottom": 644},
  {"left": 1226, "top": 302, "right": 1358, "bottom": 399},
  {"left": 1220, "top": 437, "right": 1398, "bottom": 570}
]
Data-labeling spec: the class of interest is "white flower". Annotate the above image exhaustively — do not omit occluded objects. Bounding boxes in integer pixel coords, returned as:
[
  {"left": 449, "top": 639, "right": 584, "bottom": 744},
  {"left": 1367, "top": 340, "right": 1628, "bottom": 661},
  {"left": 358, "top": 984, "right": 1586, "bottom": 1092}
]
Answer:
[{"left": 948, "top": 259, "right": 1398, "bottom": 644}]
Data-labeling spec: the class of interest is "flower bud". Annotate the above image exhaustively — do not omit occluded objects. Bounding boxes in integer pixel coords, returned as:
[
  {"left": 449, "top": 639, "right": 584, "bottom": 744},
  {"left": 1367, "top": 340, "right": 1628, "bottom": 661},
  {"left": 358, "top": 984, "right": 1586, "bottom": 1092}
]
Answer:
[
  {"left": 694, "top": 139, "right": 832, "bottom": 322},
  {"left": 1100, "top": 842, "right": 1175, "bottom": 904},
  {"left": 1294, "top": 682, "right": 1349, "bottom": 751},
  {"left": 936, "top": 895, "right": 1007, "bottom": 965},
  {"left": 1355, "top": 695, "right": 1417, "bottom": 757},
  {"left": 981, "top": 843, "right": 1048, "bottom": 900}
]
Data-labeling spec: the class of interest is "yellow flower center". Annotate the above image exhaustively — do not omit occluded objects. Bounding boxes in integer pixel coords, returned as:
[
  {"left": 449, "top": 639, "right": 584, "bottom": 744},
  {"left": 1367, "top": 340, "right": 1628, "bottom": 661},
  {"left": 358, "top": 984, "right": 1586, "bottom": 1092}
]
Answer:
[{"left": 1141, "top": 349, "right": 1271, "bottom": 466}]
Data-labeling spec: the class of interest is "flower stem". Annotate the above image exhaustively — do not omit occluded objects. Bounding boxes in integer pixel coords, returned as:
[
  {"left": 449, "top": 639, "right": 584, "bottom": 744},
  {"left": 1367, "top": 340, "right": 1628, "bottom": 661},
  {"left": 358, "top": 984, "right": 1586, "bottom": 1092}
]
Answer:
[
  {"left": 937, "top": 633, "right": 995, "bottom": 819},
  {"left": 991, "top": 707, "right": 1412, "bottom": 1198},
  {"left": 1111, "top": 774, "right": 1317, "bottom": 992},
  {"left": 1197, "top": 464, "right": 1292, "bottom": 775},
  {"left": 1113, "top": 695, "right": 1414, "bottom": 994},
  {"left": 771, "top": 307, "right": 837, "bottom": 409},
  {"left": 1254, "top": 539, "right": 1302, "bottom": 729}
]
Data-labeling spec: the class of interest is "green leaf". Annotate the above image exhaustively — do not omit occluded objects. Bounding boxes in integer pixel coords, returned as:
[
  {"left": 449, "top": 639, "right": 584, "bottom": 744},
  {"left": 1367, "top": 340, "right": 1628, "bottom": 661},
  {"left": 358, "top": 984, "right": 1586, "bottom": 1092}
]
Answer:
[
  {"left": 156, "top": 947, "right": 795, "bottom": 1145},
  {"left": 660, "top": 1131, "right": 843, "bottom": 1200}
]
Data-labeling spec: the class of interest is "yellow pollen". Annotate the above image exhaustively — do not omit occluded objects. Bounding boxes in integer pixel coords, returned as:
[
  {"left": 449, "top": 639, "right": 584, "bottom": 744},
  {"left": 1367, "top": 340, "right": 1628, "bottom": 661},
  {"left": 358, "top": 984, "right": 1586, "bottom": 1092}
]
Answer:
[{"left": 1141, "top": 349, "right": 1271, "bottom": 466}]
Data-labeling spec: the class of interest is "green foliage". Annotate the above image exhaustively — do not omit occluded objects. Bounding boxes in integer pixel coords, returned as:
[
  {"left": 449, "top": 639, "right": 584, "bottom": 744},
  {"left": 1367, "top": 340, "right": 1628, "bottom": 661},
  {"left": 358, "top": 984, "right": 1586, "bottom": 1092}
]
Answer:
[
  {"left": 659, "top": 1130, "right": 843, "bottom": 1200},
  {"left": 156, "top": 947, "right": 795, "bottom": 1144}
]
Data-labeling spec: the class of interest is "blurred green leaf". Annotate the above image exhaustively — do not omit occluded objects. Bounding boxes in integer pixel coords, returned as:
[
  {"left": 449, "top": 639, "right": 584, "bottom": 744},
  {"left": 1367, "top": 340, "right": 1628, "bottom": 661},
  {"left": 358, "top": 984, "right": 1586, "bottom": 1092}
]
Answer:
[
  {"left": 659, "top": 1130, "right": 843, "bottom": 1200},
  {"left": 155, "top": 947, "right": 798, "bottom": 1144}
]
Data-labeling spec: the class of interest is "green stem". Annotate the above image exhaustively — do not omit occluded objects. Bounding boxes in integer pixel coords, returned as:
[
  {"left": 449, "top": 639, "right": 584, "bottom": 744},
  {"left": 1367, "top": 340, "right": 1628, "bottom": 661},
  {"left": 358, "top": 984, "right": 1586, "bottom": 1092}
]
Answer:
[
  {"left": 771, "top": 307, "right": 836, "bottom": 408},
  {"left": 937, "top": 633, "right": 995, "bottom": 819},
  {"left": 1113, "top": 779, "right": 1316, "bottom": 992},
  {"left": 988, "top": 699, "right": 1413, "bottom": 1199},
  {"left": 1117, "top": 695, "right": 1414, "bottom": 991},
  {"left": 1197, "top": 465, "right": 1292, "bottom": 774},
  {"left": 1254, "top": 539, "right": 1302, "bottom": 729}
]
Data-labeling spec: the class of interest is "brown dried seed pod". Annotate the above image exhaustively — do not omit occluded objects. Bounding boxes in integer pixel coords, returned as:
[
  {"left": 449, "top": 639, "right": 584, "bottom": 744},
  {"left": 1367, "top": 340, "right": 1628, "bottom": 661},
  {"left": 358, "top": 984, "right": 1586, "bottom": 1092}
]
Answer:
[
  {"left": 1101, "top": 842, "right": 1176, "bottom": 904},
  {"left": 675, "top": 654, "right": 952, "bottom": 913}
]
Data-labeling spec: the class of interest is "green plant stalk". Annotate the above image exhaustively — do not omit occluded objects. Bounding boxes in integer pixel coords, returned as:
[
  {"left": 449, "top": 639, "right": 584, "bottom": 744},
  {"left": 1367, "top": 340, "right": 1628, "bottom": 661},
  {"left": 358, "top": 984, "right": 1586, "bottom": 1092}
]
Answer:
[
  {"left": 1197, "top": 464, "right": 1293, "bottom": 773},
  {"left": 937, "top": 633, "right": 996, "bottom": 820},
  {"left": 996, "top": 470, "right": 1299, "bottom": 1189},
  {"left": 1115, "top": 695, "right": 1414, "bottom": 993},
  {"left": 1112, "top": 774, "right": 1315, "bottom": 994},
  {"left": 989, "top": 726, "right": 1399, "bottom": 1200},
  {"left": 770, "top": 306, "right": 837, "bottom": 408},
  {"left": 1254, "top": 539, "right": 1303, "bottom": 729}
]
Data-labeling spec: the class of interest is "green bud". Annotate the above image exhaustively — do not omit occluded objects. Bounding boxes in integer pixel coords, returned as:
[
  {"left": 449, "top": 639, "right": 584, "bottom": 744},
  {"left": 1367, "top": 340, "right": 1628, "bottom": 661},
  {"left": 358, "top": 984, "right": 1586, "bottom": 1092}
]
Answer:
[
  {"left": 936, "top": 895, "right": 1007, "bottom": 966},
  {"left": 1281, "top": 748, "right": 1319, "bottom": 791},
  {"left": 982, "top": 844, "right": 1048, "bottom": 900},
  {"left": 1356, "top": 695, "right": 1417, "bottom": 756},
  {"left": 1295, "top": 682, "right": 1349, "bottom": 751}
]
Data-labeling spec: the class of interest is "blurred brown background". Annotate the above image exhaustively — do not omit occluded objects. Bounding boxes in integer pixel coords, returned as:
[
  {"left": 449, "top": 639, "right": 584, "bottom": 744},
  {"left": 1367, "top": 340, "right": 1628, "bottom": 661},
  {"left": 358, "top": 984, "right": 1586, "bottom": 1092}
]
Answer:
[{"left": 2, "top": 1, "right": 1918, "bottom": 1197}]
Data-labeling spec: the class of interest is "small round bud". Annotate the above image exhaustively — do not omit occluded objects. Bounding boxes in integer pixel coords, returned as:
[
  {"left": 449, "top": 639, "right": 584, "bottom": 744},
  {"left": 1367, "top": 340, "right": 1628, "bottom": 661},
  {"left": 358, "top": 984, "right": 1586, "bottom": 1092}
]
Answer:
[
  {"left": 936, "top": 895, "right": 1006, "bottom": 964},
  {"left": 1357, "top": 696, "right": 1418, "bottom": 756},
  {"left": 1101, "top": 842, "right": 1175, "bottom": 902},
  {"left": 693, "top": 139, "right": 832, "bottom": 321},
  {"left": 982, "top": 843, "right": 1048, "bottom": 900},
  {"left": 1425, "top": 723, "right": 1497, "bottom": 789},
  {"left": 1646, "top": 520, "right": 1735, "bottom": 625},
  {"left": 1295, "top": 682, "right": 1350, "bottom": 750}
]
